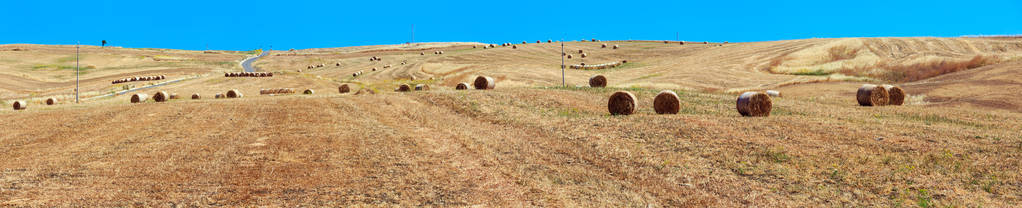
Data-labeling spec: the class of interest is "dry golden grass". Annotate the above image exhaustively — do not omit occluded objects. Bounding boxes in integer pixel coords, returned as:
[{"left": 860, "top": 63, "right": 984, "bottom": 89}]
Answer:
[{"left": 2, "top": 37, "right": 1022, "bottom": 206}]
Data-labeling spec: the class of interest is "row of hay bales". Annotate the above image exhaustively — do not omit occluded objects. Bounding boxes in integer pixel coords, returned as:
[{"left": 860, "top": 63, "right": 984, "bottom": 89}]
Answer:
[
  {"left": 606, "top": 90, "right": 773, "bottom": 117},
  {"left": 225, "top": 72, "right": 273, "bottom": 77},
  {"left": 856, "top": 84, "right": 906, "bottom": 106},
  {"left": 307, "top": 63, "right": 326, "bottom": 69},
  {"left": 569, "top": 61, "right": 626, "bottom": 70},
  {"left": 369, "top": 56, "right": 382, "bottom": 61},
  {"left": 260, "top": 88, "right": 296, "bottom": 95},
  {"left": 393, "top": 76, "right": 496, "bottom": 92},
  {"left": 112, "top": 75, "right": 166, "bottom": 84},
  {"left": 433, "top": 51, "right": 444, "bottom": 55},
  {"left": 129, "top": 90, "right": 240, "bottom": 103},
  {"left": 11, "top": 97, "right": 62, "bottom": 110},
  {"left": 336, "top": 84, "right": 377, "bottom": 95},
  {"left": 352, "top": 70, "right": 364, "bottom": 77},
  {"left": 600, "top": 43, "right": 621, "bottom": 49}
]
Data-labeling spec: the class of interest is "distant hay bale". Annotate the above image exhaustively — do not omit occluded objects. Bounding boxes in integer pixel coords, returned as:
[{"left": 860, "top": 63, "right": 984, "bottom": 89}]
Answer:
[
  {"left": 414, "top": 84, "right": 430, "bottom": 91},
  {"left": 473, "top": 45, "right": 477, "bottom": 48},
  {"left": 736, "top": 92, "right": 772, "bottom": 117},
  {"left": 856, "top": 84, "right": 889, "bottom": 106},
  {"left": 882, "top": 85, "right": 905, "bottom": 106},
  {"left": 680, "top": 42, "right": 685, "bottom": 45},
  {"left": 522, "top": 41, "right": 527, "bottom": 44},
  {"left": 336, "top": 63, "right": 341, "bottom": 66},
  {"left": 536, "top": 40, "right": 541, "bottom": 43},
  {"left": 567, "top": 54, "right": 573, "bottom": 59},
  {"left": 153, "top": 91, "right": 170, "bottom": 102},
  {"left": 227, "top": 89, "right": 242, "bottom": 98},
  {"left": 512, "top": 45, "right": 517, "bottom": 49},
  {"left": 397, "top": 84, "right": 412, "bottom": 92},
  {"left": 12, "top": 100, "right": 27, "bottom": 110},
  {"left": 169, "top": 93, "right": 179, "bottom": 100},
  {"left": 473, "top": 76, "right": 495, "bottom": 90},
  {"left": 664, "top": 41, "right": 669, "bottom": 44},
  {"left": 421, "top": 52, "right": 425, "bottom": 55},
  {"left": 591, "top": 38, "right": 597, "bottom": 42},
  {"left": 602, "top": 43, "right": 607, "bottom": 48},
  {"left": 654, "top": 90, "right": 681, "bottom": 114},
  {"left": 303, "top": 89, "right": 314, "bottom": 94},
  {"left": 45, "top": 97, "right": 57, "bottom": 105},
  {"left": 589, "top": 75, "right": 607, "bottom": 88},
  {"left": 215, "top": 93, "right": 224, "bottom": 99},
  {"left": 439, "top": 51, "right": 444, "bottom": 54},
  {"left": 578, "top": 49, "right": 584, "bottom": 54},
  {"left": 581, "top": 53, "right": 587, "bottom": 58},
  {"left": 607, "top": 91, "right": 638, "bottom": 115},
  {"left": 338, "top": 84, "right": 351, "bottom": 93},
  {"left": 191, "top": 93, "right": 200, "bottom": 99},
  {"left": 131, "top": 93, "right": 149, "bottom": 103},
  {"left": 613, "top": 45, "right": 619, "bottom": 49},
  {"left": 547, "top": 40, "right": 552, "bottom": 43},
  {"left": 621, "top": 60, "right": 628, "bottom": 63},
  {"left": 456, "top": 82, "right": 469, "bottom": 90},
  {"left": 766, "top": 90, "right": 781, "bottom": 97}
]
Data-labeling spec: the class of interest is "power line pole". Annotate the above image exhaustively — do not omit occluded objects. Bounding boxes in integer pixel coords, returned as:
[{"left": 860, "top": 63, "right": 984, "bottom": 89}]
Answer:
[
  {"left": 411, "top": 24, "right": 415, "bottom": 44},
  {"left": 676, "top": 32, "right": 679, "bottom": 41},
  {"left": 75, "top": 41, "right": 80, "bottom": 104},
  {"left": 561, "top": 41, "right": 565, "bottom": 87}
]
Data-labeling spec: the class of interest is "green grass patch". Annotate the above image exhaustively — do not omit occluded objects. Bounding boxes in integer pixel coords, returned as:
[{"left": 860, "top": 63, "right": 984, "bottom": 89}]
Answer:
[{"left": 790, "top": 68, "right": 832, "bottom": 76}]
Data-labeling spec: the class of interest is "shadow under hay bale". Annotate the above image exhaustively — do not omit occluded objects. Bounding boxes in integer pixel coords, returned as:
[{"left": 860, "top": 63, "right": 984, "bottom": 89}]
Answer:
[
  {"left": 856, "top": 84, "right": 889, "bottom": 106},
  {"left": 153, "top": 91, "right": 170, "bottom": 102},
  {"left": 227, "top": 89, "right": 242, "bottom": 98},
  {"left": 131, "top": 93, "right": 149, "bottom": 103},
  {"left": 46, "top": 97, "right": 57, "bottom": 105},
  {"left": 339, "top": 84, "right": 351, "bottom": 93},
  {"left": 397, "top": 84, "right": 412, "bottom": 92},
  {"left": 191, "top": 93, "right": 200, "bottom": 99},
  {"left": 654, "top": 90, "right": 681, "bottom": 114},
  {"left": 589, "top": 75, "right": 607, "bottom": 87},
  {"left": 608, "top": 91, "right": 637, "bottom": 115},
  {"left": 474, "top": 76, "right": 495, "bottom": 90},
  {"left": 883, "top": 85, "right": 905, "bottom": 106},
  {"left": 737, "top": 92, "right": 772, "bottom": 117},
  {"left": 456, "top": 82, "right": 470, "bottom": 90},
  {"left": 12, "top": 100, "right": 27, "bottom": 110},
  {"left": 414, "top": 84, "right": 430, "bottom": 91}
]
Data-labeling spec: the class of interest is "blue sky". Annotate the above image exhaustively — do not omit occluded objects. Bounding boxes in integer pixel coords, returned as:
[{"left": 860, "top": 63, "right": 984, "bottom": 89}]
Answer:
[{"left": 2, "top": 0, "right": 1019, "bottom": 51}]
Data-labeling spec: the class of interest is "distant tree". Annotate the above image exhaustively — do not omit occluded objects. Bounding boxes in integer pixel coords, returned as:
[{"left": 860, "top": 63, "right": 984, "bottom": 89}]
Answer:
[{"left": 101, "top": 40, "right": 107, "bottom": 47}]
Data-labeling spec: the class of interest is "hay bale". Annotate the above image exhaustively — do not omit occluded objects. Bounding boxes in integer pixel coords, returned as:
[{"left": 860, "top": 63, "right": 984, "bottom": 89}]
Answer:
[
  {"left": 169, "top": 93, "right": 179, "bottom": 100},
  {"left": 578, "top": 49, "right": 584, "bottom": 54},
  {"left": 548, "top": 40, "right": 552, "bottom": 43},
  {"left": 664, "top": 41, "right": 669, "bottom": 44},
  {"left": 414, "top": 84, "right": 430, "bottom": 91},
  {"left": 303, "top": 89, "right": 314, "bottom": 94},
  {"left": 45, "top": 97, "right": 57, "bottom": 105},
  {"left": 622, "top": 60, "right": 628, "bottom": 63},
  {"left": 581, "top": 53, "right": 587, "bottom": 58},
  {"left": 191, "top": 93, "right": 200, "bottom": 99},
  {"left": 654, "top": 90, "right": 681, "bottom": 114},
  {"left": 766, "top": 90, "right": 781, "bottom": 97},
  {"left": 339, "top": 84, "right": 351, "bottom": 93},
  {"left": 456, "top": 82, "right": 469, "bottom": 90},
  {"left": 856, "top": 84, "right": 889, "bottom": 106},
  {"left": 736, "top": 92, "right": 772, "bottom": 117},
  {"left": 602, "top": 43, "right": 607, "bottom": 48},
  {"left": 131, "top": 93, "right": 149, "bottom": 103},
  {"left": 680, "top": 41, "right": 685, "bottom": 45},
  {"left": 215, "top": 93, "right": 224, "bottom": 99},
  {"left": 512, "top": 45, "right": 517, "bottom": 49},
  {"left": 882, "top": 85, "right": 905, "bottom": 106},
  {"left": 397, "top": 84, "right": 412, "bottom": 92},
  {"left": 153, "top": 91, "right": 170, "bottom": 102},
  {"left": 12, "top": 100, "right": 27, "bottom": 110},
  {"left": 227, "top": 89, "right": 242, "bottom": 98},
  {"left": 536, "top": 40, "right": 541, "bottom": 43},
  {"left": 473, "top": 76, "right": 495, "bottom": 90},
  {"left": 567, "top": 54, "right": 573, "bottom": 59},
  {"left": 589, "top": 75, "right": 607, "bottom": 87},
  {"left": 522, "top": 41, "right": 527, "bottom": 44},
  {"left": 421, "top": 52, "right": 425, "bottom": 55},
  {"left": 607, "top": 91, "right": 638, "bottom": 115},
  {"left": 613, "top": 45, "right": 619, "bottom": 49}
]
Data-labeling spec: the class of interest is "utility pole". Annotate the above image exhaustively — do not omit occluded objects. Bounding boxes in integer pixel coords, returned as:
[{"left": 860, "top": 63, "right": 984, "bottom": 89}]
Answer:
[
  {"left": 75, "top": 41, "right": 80, "bottom": 104},
  {"left": 411, "top": 24, "right": 415, "bottom": 44},
  {"left": 676, "top": 32, "right": 679, "bottom": 41},
  {"left": 561, "top": 41, "right": 565, "bottom": 87}
]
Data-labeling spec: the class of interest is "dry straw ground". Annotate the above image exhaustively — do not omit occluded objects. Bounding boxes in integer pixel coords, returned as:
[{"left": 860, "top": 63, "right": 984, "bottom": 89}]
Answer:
[{"left": 2, "top": 38, "right": 1022, "bottom": 206}]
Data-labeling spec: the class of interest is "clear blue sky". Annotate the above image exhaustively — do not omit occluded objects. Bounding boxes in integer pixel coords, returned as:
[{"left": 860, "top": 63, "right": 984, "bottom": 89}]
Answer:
[{"left": 2, "top": 0, "right": 1019, "bottom": 51}]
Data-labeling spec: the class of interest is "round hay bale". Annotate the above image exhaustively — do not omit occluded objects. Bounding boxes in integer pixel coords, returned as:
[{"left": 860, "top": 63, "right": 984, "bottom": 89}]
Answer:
[
  {"left": 456, "top": 82, "right": 469, "bottom": 90},
  {"left": 191, "top": 93, "right": 200, "bottom": 99},
  {"left": 654, "top": 90, "right": 681, "bottom": 114},
  {"left": 227, "top": 89, "right": 242, "bottom": 98},
  {"left": 547, "top": 40, "right": 552, "bottom": 43},
  {"left": 439, "top": 51, "right": 444, "bottom": 54},
  {"left": 414, "top": 84, "right": 430, "bottom": 91},
  {"left": 169, "top": 93, "right": 179, "bottom": 100},
  {"left": 581, "top": 53, "right": 587, "bottom": 58},
  {"left": 882, "top": 85, "right": 905, "bottom": 106},
  {"left": 159, "top": 75, "right": 166, "bottom": 80},
  {"left": 607, "top": 91, "right": 638, "bottom": 115},
  {"left": 736, "top": 92, "right": 772, "bottom": 117},
  {"left": 153, "top": 91, "right": 170, "bottom": 102},
  {"left": 680, "top": 41, "right": 685, "bottom": 45},
  {"left": 536, "top": 40, "right": 541, "bottom": 43},
  {"left": 373, "top": 67, "right": 378, "bottom": 71},
  {"left": 131, "top": 93, "right": 149, "bottom": 103},
  {"left": 353, "top": 72, "right": 359, "bottom": 77},
  {"left": 766, "top": 90, "right": 781, "bottom": 97},
  {"left": 397, "top": 84, "right": 412, "bottom": 92},
  {"left": 339, "top": 84, "right": 351, "bottom": 93},
  {"left": 602, "top": 43, "right": 607, "bottom": 48},
  {"left": 578, "top": 49, "right": 584, "bottom": 54},
  {"left": 622, "top": 60, "right": 628, "bottom": 63},
  {"left": 473, "top": 76, "right": 495, "bottom": 90},
  {"left": 12, "top": 100, "right": 27, "bottom": 110},
  {"left": 522, "top": 41, "right": 527, "bottom": 44},
  {"left": 856, "top": 84, "right": 889, "bottom": 106},
  {"left": 664, "top": 40, "right": 669, "bottom": 44},
  {"left": 589, "top": 75, "right": 607, "bottom": 88},
  {"left": 421, "top": 52, "right": 425, "bottom": 55},
  {"left": 303, "top": 89, "right": 314, "bottom": 94},
  {"left": 567, "top": 54, "right": 573, "bottom": 59},
  {"left": 512, "top": 45, "right": 517, "bottom": 49},
  {"left": 45, "top": 97, "right": 57, "bottom": 105},
  {"left": 215, "top": 93, "right": 224, "bottom": 99},
  {"left": 336, "top": 63, "right": 341, "bottom": 66},
  {"left": 613, "top": 45, "right": 619, "bottom": 49}
]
